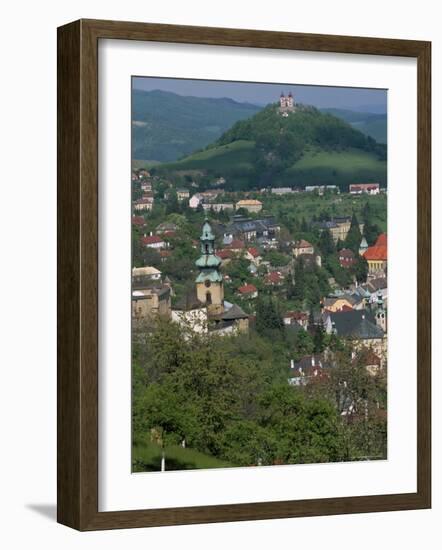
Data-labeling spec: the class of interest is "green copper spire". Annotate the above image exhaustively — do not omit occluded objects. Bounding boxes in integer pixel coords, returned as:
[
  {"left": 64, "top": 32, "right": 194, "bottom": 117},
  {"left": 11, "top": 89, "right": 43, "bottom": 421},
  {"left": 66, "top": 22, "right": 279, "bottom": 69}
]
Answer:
[{"left": 195, "top": 219, "right": 223, "bottom": 283}]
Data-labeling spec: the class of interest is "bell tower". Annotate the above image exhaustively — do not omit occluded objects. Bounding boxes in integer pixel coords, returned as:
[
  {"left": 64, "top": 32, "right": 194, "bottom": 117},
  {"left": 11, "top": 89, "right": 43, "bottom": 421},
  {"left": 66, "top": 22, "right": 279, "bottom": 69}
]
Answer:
[
  {"left": 195, "top": 219, "right": 224, "bottom": 316},
  {"left": 375, "top": 291, "right": 387, "bottom": 333}
]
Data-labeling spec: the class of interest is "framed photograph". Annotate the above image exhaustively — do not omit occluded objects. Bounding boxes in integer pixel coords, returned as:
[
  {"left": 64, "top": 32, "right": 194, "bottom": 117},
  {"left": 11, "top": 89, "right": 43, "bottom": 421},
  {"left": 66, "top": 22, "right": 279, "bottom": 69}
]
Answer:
[{"left": 57, "top": 19, "right": 431, "bottom": 530}]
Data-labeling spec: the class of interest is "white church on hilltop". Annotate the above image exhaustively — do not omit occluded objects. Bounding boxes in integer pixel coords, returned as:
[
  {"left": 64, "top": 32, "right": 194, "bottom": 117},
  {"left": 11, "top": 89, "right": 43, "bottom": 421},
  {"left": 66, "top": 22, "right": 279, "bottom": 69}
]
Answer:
[{"left": 278, "top": 91, "right": 295, "bottom": 116}]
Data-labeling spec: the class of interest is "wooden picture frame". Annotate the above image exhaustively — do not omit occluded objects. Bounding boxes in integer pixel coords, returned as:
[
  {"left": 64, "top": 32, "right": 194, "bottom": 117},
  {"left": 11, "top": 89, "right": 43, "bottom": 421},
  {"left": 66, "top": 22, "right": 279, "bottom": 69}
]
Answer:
[{"left": 57, "top": 18, "right": 431, "bottom": 531}]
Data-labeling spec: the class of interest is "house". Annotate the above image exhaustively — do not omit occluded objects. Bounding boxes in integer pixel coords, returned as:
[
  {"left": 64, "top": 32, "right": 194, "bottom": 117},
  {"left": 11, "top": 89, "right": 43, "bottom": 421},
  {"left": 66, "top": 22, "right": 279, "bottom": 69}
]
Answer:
[
  {"left": 140, "top": 181, "right": 152, "bottom": 193},
  {"left": 264, "top": 271, "right": 284, "bottom": 286},
  {"left": 305, "top": 185, "right": 339, "bottom": 195},
  {"left": 283, "top": 311, "right": 309, "bottom": 328},
  {"left": 132, "top": 215, "right": 146, "bottom": 227},
  {"left": 140, "top": 234, "right": 165, "bottom": 249},
  {"left": 288, "top": 355, "right": 331, "bottom": 386},
  {"left": 210, "top": 302, "right": 249, "bottom": 335},
  {"left": 132, "top": 266, "right": 162, "bottom": 282},
  {"left": 200, "top": 189, "right": 223, "bottom": 201},
  {"left": 317, "top": 217, "right": 364, "bottom": 244},
  {"left": 237, "top": 283, "right": 258, "bottom": 299},
  {"left": 155, "top": 222, "right": 178, "bottom": 234},
  {"left": 235, "top": 199, "right": 263, "bottom": 213},
  {"left": 133, "top": 197, "right": 154, "bottom": 211},
  {"left": 225, "top": 239, "right": 246, "bottom": 253},
  {"left": 338, "top": 248, "right": 356, "bottom": 268},
  {"left": 293, "top": 239, "right": 314, "bottom": 257},
  {"left": 189, "top": 193, "right": 204, "bottom": 209},
  {"left": 353, "top": 348, "right": 382, "bottom": 376},
  {"left": 363, "top": 233, "right": 387, "bottom": 273},
  {"left": 176, "top": 188, "right": 190, "bottom": 201},
  {"left": 132, "top": 286, "right": 171, "bottom": 321},
  {"left": 349, "top": 183, "right": 380, "bottom": 195},
  {"left": 323, "top": 293, "right": 365, "bottom": 312},
  {"left": 202, "top": 202, "right": 234, "bottom": 212},
  {"left": 223, "top": 216, "right": 280, "bottom": 243},
  {"left": 323, "top": 309, "right": 387, "bottom": 360},
  {"left": 245, "top": 247, "right": 262, "bottom": 264}
]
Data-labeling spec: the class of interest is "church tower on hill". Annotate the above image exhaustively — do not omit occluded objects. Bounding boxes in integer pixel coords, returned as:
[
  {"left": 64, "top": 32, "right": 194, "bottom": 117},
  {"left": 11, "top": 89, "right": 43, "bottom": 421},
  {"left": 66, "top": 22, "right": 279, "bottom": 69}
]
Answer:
[
  {"left": 279, "top": 91, "right": 295, "bottom": 116},
  {"left": 195, "top": 219, "right": 224, "bottom": 316}
]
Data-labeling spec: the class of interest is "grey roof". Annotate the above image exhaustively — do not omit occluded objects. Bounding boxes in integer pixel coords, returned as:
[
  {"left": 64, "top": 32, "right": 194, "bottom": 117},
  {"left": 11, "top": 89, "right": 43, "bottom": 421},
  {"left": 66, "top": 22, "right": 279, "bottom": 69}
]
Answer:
[
  {"left": 329, "top": 310, "right": 384, "bottom": 339},
  {"left": 173, "top": 289, "right": 204, "bottom": 311},
  {"left": 367, "top": 277, "right": 388, "bottom": 292},
  {"left": 221, "top": 303, "right": 248, "bottom": 321}
]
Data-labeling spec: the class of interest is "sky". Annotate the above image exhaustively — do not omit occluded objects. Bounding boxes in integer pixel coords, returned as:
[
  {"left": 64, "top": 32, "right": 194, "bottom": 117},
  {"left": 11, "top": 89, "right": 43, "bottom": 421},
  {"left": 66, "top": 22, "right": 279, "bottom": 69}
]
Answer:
[{"left": 132, "top": 76, "right": 387, "bottom": 113}]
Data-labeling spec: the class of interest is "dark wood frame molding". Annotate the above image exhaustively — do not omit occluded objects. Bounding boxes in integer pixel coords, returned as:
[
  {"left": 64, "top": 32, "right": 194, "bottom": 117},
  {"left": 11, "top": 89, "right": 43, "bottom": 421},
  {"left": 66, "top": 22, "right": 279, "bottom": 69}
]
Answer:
[{"left": 57, "top": 19, "right": 431, "bottom": 531}]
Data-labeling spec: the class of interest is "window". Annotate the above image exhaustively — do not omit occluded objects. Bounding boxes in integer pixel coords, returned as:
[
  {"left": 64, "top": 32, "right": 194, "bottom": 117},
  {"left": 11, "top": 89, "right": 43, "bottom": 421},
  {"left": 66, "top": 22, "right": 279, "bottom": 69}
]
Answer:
[{"left": 206, "top": 292, "right": 212, "bottom": 304}]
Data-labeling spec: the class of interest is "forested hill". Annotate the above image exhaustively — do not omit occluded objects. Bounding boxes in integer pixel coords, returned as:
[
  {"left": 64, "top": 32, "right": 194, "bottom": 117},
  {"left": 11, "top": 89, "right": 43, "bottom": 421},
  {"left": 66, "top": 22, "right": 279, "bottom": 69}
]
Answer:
[
  {"left": 160, "top": 103, "right": 387, "bottom": 191},
  {"left": 132, "top": 89, "right": 261, "bottom": 162}
]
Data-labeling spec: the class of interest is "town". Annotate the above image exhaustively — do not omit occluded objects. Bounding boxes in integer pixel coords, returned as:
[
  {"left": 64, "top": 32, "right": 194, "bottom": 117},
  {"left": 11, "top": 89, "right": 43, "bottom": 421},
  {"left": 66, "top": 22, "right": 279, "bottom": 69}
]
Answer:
[{"left": 131, "top": 167, "right": 387, "bottom": 398}]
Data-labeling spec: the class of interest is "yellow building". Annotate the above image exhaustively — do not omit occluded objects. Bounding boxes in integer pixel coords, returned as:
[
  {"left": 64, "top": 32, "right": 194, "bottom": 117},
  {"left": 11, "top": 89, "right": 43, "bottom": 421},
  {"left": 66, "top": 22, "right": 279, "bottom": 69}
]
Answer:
[{"left": 235, "top": 199, "right": 263, "bottom": 213}]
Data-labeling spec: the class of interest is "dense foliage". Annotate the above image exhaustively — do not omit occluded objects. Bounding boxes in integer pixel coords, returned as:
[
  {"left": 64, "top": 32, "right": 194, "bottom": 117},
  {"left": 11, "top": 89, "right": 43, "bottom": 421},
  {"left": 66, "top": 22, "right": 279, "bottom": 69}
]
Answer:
[{"left": 133, "top": 318, "right": 387, "bottom": 470}]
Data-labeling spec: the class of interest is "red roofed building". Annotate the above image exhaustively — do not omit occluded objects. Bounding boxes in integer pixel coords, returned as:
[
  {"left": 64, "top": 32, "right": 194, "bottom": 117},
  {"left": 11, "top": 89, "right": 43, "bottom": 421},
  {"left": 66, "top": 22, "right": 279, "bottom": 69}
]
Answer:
[
  {"left": 226, "top": 239, "right": 246, "bottom": 252},
  {"left": 293, "top": 239, "right": 314, "bottom": 257},
  {"left": 283, "top": 311, "right": 309, "bottom": 328},
  {"left": 338, "top": 248, "right": 356, "bottom": 268},
  {"left": 349, "top": 183, "right": 380, "bottom": 195},
  {"left": 237, "top": 283, "right": 258, "bottom": 299},
  {"left": 132, "top": 216, "right": 146, "bottom": 227},
  {"left": 245, "top": 247, "right": 262, "bottom": 264},
  {"left": 141, "top": 234, "right": 165, "bottom": 249},
  {"left": 363, "top": 233, "right": 387, "bottom": 273},
  {"left": 264, "top": 271, "right": 284, "bottom": 286}
]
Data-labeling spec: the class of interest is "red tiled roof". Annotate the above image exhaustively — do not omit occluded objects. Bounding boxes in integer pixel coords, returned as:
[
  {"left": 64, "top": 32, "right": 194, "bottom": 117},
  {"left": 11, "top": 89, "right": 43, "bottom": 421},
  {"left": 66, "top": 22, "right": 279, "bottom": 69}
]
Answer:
[
  {"left": 375, "top": 233, "right": 387, "bottom": 247},
  {"left": 160, "top": 250, "right": 171, "bottom": 258},
  {"left": 364, "top": 245, "right": 387, "bottom": 261},
  {"left": 217, "top": 249, "right": 233, "bottom": 260},
  {"left": 238, "top": 283, "right": 257, "bottom": 294},
  {"left": 141, "top": 235, "right": 164, "bottom": 245},
  {"left": 284, "top": 311, "right": 308, "bottom": 321},
  {"left": 227, "top": 239, "right": 245, "bottom": 250},
  {"left": 265, "top": 271, "right": 284, "bottom": 284},
  {"left": 350, "top": 183, "right": 379, "bottom": 191},
  {"left": 132, "top": 216, "right": 145, "bottom": 226},
  {"left": 247, "top": 247, "right": 260, "bottom": 258},
  {"left": 338, "top": 248, "right": 355, "bottom": 258}
]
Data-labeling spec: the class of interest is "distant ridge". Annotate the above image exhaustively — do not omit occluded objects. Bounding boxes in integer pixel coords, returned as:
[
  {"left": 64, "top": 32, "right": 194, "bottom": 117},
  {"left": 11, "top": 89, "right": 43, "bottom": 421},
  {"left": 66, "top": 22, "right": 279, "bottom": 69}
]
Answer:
[{"left": 132, "top": 89, "right": 261, "bottom": 162}]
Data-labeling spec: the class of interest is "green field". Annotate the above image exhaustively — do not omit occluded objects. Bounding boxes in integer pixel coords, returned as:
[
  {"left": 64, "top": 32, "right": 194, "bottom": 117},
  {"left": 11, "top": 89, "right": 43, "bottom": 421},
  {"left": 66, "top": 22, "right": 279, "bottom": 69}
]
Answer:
[
  {"left": 133, "top": 441, "right": 234, "bottom": 472},
  {"left": 285, "top": 148, "right": 387, "bottom": 188},
  {"left": 163, "top": 139, "right": 255, "bottom": 172}
]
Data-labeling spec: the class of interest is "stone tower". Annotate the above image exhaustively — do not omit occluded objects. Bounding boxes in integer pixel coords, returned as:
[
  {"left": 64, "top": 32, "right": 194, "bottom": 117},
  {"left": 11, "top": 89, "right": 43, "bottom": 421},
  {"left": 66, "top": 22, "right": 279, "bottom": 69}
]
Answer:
[
  {"left": 375, "top": 291, "right": 387, "bottom": 333},
  {"left": 278, "top": 91, "right": 295, "bottom": 116},
  {"left": 195, "top": 219, "right": 224, "bottom": 316}
]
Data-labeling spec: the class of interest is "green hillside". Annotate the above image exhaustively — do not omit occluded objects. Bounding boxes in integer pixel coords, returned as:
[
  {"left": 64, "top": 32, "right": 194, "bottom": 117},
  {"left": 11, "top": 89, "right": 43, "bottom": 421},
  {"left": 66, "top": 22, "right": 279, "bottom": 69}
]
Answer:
[
  {"left": 132, "top": 89, "right": 261, "bottom": 162},
  {"left": 158, "top": 103, "right": 387, "bottom": 190},
  {"left": 321, "top": 108, "right": 387, "bottom": 144}
]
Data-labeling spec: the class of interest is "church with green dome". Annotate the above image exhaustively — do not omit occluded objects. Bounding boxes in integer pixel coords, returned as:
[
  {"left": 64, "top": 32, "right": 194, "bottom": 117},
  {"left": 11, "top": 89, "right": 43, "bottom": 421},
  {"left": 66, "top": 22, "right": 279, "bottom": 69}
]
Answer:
[{"left": 195, "top": 219, "right": 225, "bottom": 316}]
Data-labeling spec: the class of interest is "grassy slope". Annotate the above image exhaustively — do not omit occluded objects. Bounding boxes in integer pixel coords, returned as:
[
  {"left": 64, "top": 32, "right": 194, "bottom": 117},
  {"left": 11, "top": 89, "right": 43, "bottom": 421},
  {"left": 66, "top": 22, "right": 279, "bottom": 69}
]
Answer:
[
  {"left": 160, "top": 142, "right": 386, "bottom": 188},
  {"left": 133, "top": 441, "right": 234, "bottom": 472}
]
